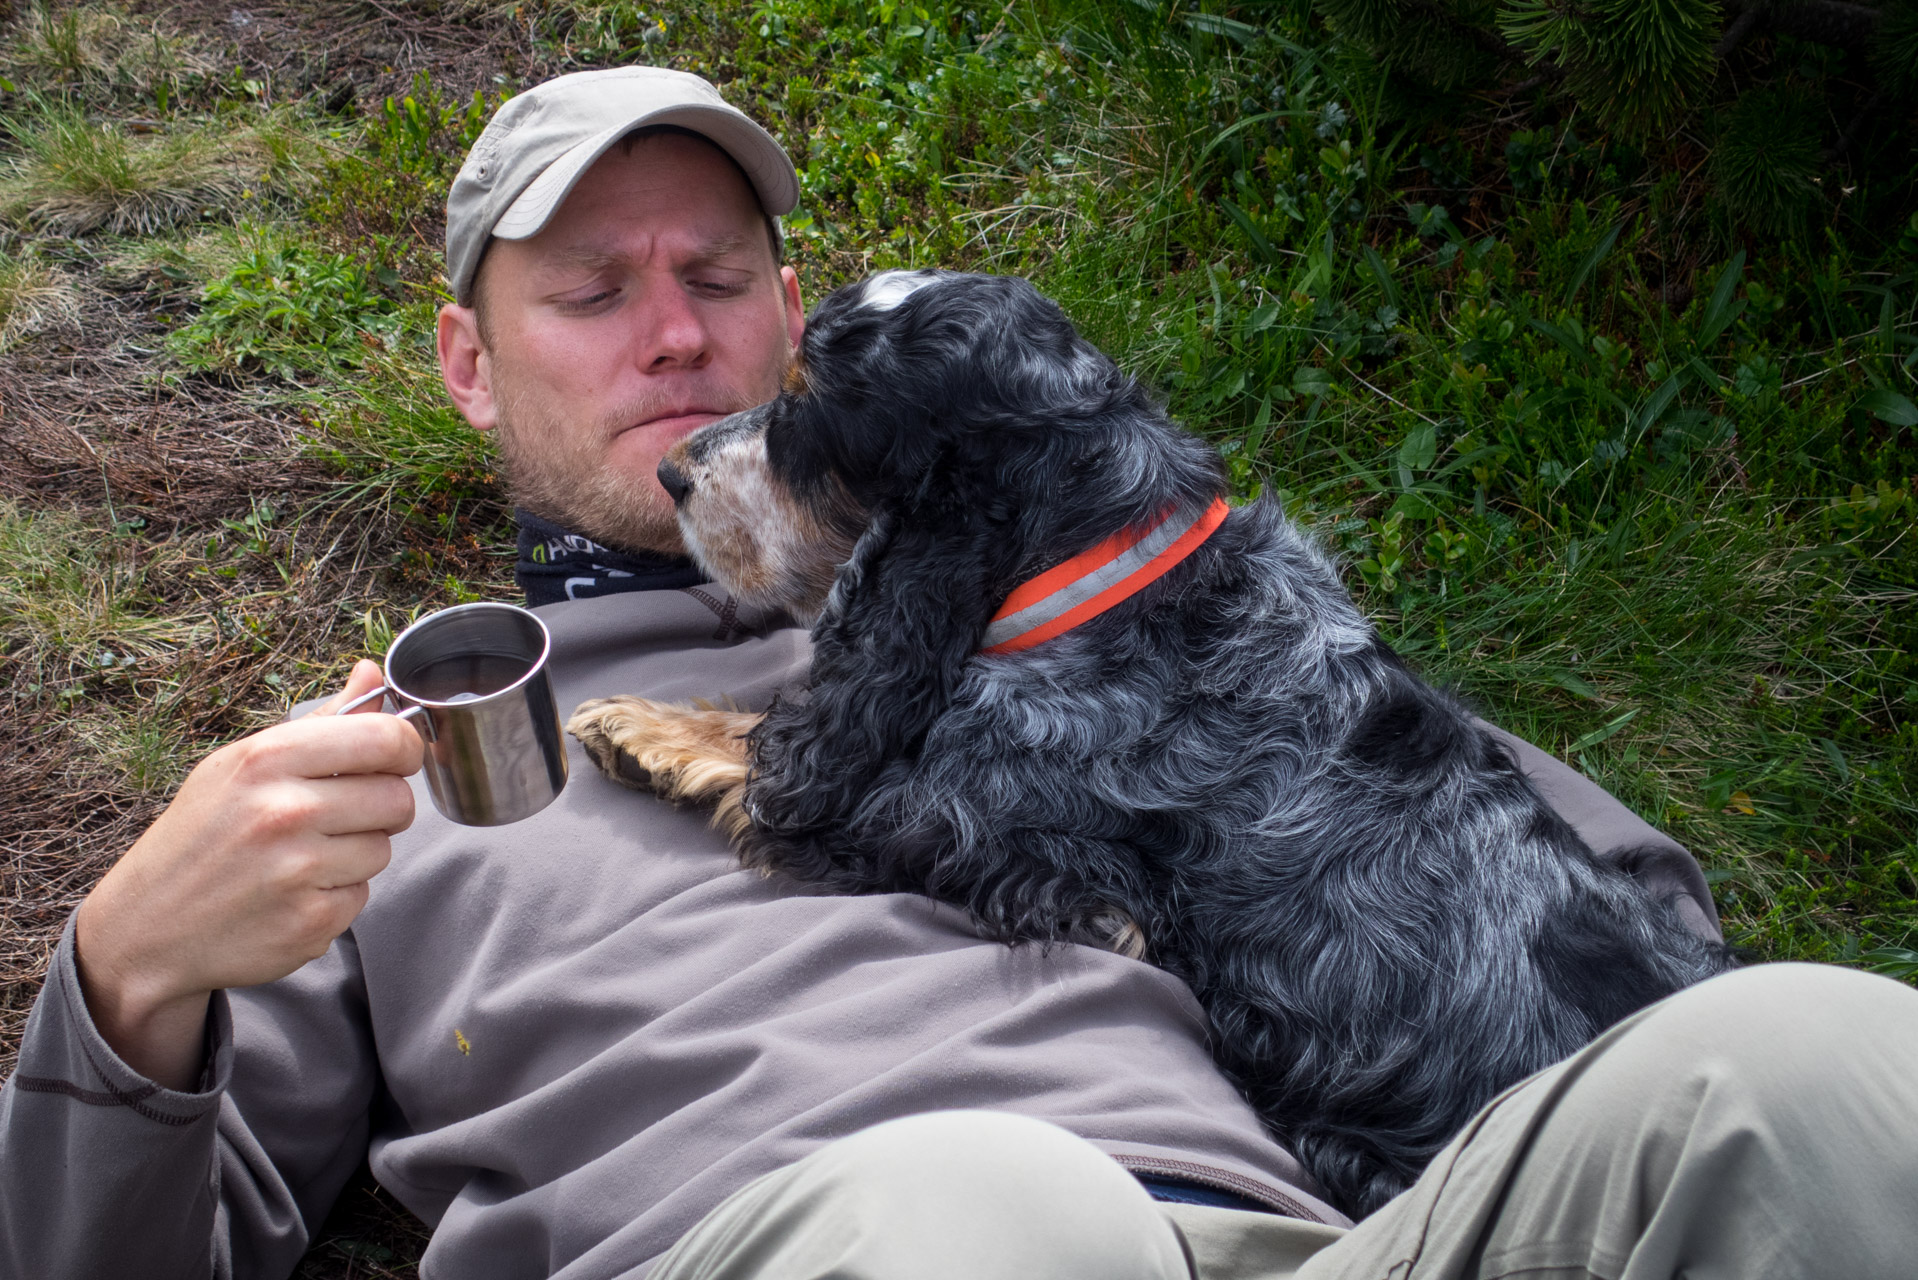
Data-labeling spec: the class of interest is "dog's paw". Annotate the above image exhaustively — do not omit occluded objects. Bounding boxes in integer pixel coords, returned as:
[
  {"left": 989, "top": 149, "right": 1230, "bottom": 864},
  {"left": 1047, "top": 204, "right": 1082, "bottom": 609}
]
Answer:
[
  {"left": 567, "top": 696, "right": 668, "bottom": 792},
  {"left": 565, "top": 696, "right": 762, "bottom": 819}
]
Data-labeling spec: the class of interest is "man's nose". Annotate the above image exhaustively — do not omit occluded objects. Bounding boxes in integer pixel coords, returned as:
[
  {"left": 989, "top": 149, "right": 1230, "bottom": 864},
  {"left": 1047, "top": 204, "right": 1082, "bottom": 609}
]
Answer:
[
  {"left": 657, "top": 458, "right": 692, "bottom": 505},
  {"left": 639, "top": 284, "right": 710, "bottom": 371}
]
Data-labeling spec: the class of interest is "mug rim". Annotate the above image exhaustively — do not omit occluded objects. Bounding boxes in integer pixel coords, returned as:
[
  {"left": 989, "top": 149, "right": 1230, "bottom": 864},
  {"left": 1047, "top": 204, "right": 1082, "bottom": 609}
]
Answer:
[{"left": 382, "top": 601, "right": 553, "bottom": 709}]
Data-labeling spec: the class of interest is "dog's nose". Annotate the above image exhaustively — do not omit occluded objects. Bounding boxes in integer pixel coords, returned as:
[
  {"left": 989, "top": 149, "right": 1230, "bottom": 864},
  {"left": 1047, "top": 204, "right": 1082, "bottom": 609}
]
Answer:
[{"left": 657, "top": 459, "right": 692, "bottom": 505}]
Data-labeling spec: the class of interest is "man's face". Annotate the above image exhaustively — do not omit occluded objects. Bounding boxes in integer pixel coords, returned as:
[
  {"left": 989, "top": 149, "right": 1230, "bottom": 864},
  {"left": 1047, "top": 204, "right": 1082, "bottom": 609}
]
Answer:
[{"left": 438, "top": 132, "right": 805, "bottom": 554}]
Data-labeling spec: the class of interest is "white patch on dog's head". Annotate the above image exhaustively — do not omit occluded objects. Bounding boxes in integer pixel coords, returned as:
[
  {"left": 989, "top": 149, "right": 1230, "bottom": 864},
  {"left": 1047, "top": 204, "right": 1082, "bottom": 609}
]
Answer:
[{"left": 860, "top": 270, "right": 941, "bottom": 312}]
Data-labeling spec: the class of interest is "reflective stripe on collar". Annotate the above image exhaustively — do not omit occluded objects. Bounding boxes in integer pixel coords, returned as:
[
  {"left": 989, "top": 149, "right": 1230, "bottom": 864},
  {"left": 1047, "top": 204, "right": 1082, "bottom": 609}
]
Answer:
[{"left": 980, "top": 496, "right": 1230, "bottom": 655}]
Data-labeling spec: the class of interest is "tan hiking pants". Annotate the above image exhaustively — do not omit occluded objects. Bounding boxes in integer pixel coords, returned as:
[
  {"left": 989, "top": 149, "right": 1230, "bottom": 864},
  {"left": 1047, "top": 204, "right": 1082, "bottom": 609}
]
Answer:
[{"left": 650, "top": 963, "right": 1918, "bottom": 1280}]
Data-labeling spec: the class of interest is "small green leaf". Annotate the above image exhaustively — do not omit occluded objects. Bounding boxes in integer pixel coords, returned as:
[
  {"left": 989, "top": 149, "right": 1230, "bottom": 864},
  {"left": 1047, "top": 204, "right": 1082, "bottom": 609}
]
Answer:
[
  {"left": 1568, "top": 707, "right": 1640, "bottom": 753},
  {"left": 1362, "top": 244, "right": 1402, "bottom": 313},
  {"left": 1198, "top": 108, "right": 1313, "bottom": 163},
  {"left": 1244, "top": 395, "right": 1274, "bottom": 455},
  {"left": 1695, "top": 251, "right": 1747, "bottom": 347},
  {"left": 1864, "top": 946, "right": 1918, "bottom": 981},
  {"left": 1857, "top": 389, "right": 1918, "bottom": 427},
  {"left": 1398, "top": 423, "right": 1437, "bottom": 472},
  {"left": 1184, "top": 11, "right": 1262, "bottom": 43},
  {"left": 1387, "top": 491, "right": 1438, "bottom": 521},
  {"left": 1529, "top": 317, "right": 1593, "bottom": 371},
  {"left": 1221, "top": 199, "right": 1283, "bottom": 266},
  {"left": 1563, "top": 220, "right": 1622, "bottom": 306},
  {"left": 1815, "top": 737, "right": 1850, "bottom": 783},
  {"left": 1553, "top": 671, "right": 1598, "bottom": 699},
  {"left": 1293, "top": 366, "right": 1333, "bottom": 397},
  {"left": 1633, "top": 371, "right": 1688, "bottom": 434}
]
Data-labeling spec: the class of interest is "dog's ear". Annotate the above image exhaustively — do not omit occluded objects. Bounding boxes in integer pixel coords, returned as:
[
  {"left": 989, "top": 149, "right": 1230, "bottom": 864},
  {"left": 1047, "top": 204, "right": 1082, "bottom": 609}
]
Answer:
[{"left": 743, "top": 497, "right": 1007, "bottom": 849}]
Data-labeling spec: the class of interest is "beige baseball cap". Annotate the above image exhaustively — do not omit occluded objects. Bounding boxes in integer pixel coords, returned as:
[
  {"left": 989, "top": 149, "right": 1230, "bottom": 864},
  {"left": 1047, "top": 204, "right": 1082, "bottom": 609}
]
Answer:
[{"left": 444, "top": 66, "right": 799, "bottom": 305}]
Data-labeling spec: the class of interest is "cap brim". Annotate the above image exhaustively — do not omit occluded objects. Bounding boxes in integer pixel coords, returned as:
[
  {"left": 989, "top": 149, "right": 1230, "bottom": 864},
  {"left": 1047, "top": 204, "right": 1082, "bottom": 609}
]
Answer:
[{"left": 492, "top": 104, "right": 799, "bottom": 242}]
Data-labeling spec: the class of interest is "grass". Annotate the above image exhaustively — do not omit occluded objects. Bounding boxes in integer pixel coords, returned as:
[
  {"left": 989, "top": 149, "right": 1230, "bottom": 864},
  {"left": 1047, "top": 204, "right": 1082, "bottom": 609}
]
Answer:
[
  {"left": 72, "top": 704, "right": 193, "bottom": 794},
  {"left": 0, "top": 245, "right": 77, "bottom": 346},
  {"left": 0, "top": 500, "right": 213, "bottom": 688},
  {"left": 0, "top": 0, "right": 1913, "bottom": 1275},
  {"left": 0, "top": 100, "right": 271, "bottom": 235},
  {"left": 0, "top": 0, "right": 212, "bottom": 103}
]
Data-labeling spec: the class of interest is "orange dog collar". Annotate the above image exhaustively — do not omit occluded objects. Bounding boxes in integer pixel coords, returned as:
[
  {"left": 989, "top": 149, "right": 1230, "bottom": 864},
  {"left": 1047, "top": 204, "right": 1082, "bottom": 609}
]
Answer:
[{"left": 980, "top": 496, "right": 1231, "bottom": 655}]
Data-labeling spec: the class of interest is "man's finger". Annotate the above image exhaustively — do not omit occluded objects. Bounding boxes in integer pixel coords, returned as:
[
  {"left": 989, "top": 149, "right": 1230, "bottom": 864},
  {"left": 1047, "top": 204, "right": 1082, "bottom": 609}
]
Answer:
[
  {"left": 250, "top": 710, "right": 426, "bottom": 782},
  {"left": 317, "top": 879, "right": 373, "bottom": 927},
  {"left": 307, "top": 773, "right": 417, "bottom": 839},
  {"left": 309, "top": 830, "right": 398, "bottom": 890}
]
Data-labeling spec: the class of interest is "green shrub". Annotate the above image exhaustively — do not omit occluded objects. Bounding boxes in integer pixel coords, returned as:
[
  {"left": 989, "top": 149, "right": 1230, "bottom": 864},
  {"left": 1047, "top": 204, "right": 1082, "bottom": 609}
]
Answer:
[
  {"left": 306, "top": 71, "right": 494, "bottom": 274},
  {"left": 165, "top": 240, "right": 403, "bottom": 381}
]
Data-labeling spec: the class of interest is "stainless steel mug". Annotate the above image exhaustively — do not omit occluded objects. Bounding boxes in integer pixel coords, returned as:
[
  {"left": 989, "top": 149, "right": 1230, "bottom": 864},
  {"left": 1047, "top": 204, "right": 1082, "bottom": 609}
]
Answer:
[{"left": 334, "top": 602, "right": 568, "bottom": 826}]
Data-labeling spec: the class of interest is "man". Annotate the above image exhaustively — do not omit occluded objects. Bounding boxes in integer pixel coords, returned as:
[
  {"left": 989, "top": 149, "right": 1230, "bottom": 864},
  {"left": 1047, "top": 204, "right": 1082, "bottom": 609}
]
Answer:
[{"left": 1, "top": 66, "right": 1914, "bottom": 1280}]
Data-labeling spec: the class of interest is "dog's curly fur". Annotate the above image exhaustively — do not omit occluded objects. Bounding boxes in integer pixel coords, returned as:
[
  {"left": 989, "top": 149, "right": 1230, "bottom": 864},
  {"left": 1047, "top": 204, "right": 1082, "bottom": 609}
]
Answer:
[{"left": 568, "top": 270, "right": 1734, "bottom": 1219}]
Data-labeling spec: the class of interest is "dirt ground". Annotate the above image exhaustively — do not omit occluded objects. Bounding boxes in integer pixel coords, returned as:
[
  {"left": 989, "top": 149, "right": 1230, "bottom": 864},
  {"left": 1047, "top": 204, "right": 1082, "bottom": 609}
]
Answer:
[
  {"left": 0, "top": 187, "right": 477, "bottom": 1280},
  {"left": 0, "top": 0, "right": 534, "bottom": 1032},
  {"left": 0, "top": 3, "right": 547, "bottom": 1271}
]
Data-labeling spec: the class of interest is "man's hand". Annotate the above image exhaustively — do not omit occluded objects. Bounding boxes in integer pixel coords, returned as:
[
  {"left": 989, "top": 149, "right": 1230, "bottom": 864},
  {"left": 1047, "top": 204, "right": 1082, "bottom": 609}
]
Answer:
[{"left": 73, "top": 659, "right": 423, "bottom": 1090}]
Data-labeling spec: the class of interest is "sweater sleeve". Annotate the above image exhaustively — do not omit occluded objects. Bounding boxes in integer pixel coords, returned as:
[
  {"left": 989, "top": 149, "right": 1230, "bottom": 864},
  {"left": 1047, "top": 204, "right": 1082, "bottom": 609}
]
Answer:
[
  {"left": 0, "top": 914, "right": 379, "bottom": 1280},
  {"left": 1482, "top": 723, "right": 1723, "bottom": 943}
]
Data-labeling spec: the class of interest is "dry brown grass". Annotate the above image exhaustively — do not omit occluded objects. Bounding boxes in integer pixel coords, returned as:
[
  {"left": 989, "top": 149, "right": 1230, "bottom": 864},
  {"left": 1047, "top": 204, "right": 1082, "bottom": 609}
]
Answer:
[
  {"left": 0, "top": 105, "right": 271, "bottom": 236},
  {"left": 0, "top": 248, "right": 80, "bottom": 348},
  {"left": 0, "top": 279, "right": 511, "bottom": 1059},
  {"left": 0, "top": 0, "right": 214, "bottom": 97}
]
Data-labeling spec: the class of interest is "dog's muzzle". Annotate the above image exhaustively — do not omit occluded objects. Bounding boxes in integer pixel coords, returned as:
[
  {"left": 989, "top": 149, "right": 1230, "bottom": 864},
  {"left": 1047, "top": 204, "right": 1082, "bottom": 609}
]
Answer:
[{"left": 657, "top": 458, "right": 692, "bottom": 505}]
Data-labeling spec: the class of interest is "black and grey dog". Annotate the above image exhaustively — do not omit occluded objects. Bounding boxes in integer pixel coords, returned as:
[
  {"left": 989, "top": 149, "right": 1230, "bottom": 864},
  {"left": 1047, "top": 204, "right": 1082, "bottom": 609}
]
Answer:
[{"left": 568, "top": 270, "right": 1734, "bottom": 1219}]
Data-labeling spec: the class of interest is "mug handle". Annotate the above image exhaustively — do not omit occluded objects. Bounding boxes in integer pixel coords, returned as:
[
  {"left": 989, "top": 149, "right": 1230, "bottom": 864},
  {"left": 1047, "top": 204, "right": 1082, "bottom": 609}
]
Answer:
[{"left": 332, "top": 685, "right": 435, "bottom": 740}]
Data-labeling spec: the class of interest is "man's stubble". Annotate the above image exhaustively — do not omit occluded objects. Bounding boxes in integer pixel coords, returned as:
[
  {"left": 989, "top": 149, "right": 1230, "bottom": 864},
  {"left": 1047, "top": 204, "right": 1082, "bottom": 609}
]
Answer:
[{"left": 489, "top": 355, "right": 781, "bottom": 558}]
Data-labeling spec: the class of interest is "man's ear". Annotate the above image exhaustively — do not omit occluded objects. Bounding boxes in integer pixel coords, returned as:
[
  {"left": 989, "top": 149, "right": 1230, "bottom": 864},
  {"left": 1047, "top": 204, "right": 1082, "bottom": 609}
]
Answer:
[
  {"left": 438, "top": 303, "right": 498, "bottom": 433},
  {"left": 780, "top": 266, "right": 805, "bottom": 350}
]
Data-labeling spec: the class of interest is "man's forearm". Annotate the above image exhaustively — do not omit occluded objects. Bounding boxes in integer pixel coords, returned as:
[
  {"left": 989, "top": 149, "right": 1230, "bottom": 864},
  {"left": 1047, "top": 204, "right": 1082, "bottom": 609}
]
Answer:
[
  {"left": 63, "top": 659, "right": 418, "bottom": 1091},
  {"left": 73, "top": 895, "right": 212, "bottom": 1092}
]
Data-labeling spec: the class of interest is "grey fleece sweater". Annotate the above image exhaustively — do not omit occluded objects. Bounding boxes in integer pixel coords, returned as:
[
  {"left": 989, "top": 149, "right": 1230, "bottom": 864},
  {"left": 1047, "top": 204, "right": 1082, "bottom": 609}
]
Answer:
[{"left": 0, "top": 587, "right": 1718, "bottom": 1280}]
